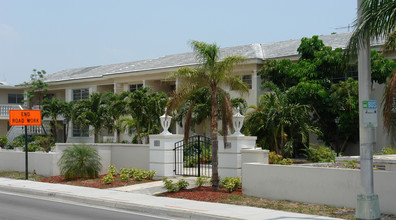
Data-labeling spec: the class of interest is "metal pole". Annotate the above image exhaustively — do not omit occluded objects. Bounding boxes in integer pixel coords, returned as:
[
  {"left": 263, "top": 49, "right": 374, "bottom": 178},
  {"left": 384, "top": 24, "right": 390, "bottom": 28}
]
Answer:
[
  {"left": 356, "top": 0, "right": 380, "bottom": 218},
  {"left": 25, "top": 125, "right": 28, "bottom": 180}
]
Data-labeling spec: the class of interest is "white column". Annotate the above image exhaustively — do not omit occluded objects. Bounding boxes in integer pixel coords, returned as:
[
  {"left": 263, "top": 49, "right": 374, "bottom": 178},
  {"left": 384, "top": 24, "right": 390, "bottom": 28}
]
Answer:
[
  {"left": 218, "top": 135, "right": 257, "bottom": 177},
  {"left": 149, "top": 134, "right": 183, "bottom": 179}
]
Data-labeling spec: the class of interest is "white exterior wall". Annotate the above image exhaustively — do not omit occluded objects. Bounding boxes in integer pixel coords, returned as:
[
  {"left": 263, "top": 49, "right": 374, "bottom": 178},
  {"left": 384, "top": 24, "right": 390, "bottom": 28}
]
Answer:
[
  {"left": 0, "top": 150, "right": 59, "bottom": 177},
  {"left": 242, "top": 163, "right": 396, "bottom": 215},
  {"left": 0, "top": 143, "right": 150, "bottom": 177}
]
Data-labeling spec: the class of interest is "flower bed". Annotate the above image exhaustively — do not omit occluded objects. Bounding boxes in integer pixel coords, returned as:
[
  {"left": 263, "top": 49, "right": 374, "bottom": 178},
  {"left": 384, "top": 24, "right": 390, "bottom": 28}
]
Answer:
[{"left": 41, "top": 174, "right": 157, "bottom": 189}]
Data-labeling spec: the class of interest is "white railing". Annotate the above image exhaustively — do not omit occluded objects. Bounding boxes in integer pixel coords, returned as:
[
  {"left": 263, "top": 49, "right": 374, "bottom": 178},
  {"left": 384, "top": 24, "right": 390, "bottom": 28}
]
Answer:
[
  {"left": 0, "top": 104, "right": 23, "bottom": 117},
  {"left": 6, "top": 121, "right": 50, "bottom": 143}
]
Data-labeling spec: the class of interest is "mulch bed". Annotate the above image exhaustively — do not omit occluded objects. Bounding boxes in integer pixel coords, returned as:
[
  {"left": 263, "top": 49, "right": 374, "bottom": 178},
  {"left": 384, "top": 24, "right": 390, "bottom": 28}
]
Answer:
[
  {"left": 158, "top": 186, "right": 242, "bottom": 202},
  {"left": 40, "top": 174, "right": 156, "bottom": 189}
]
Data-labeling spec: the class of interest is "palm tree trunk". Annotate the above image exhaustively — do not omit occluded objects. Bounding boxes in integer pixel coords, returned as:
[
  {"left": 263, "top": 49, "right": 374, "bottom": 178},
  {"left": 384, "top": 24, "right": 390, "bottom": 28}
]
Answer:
[
  {"left": 280, "top": 124, "right": 285, "bottom": 156},
  {"left": 136, "top": 121, "right": 142, "bottom": 144},
  {"left": 116, "top": 128, "right": 121, "bottom": 143},
  {"left": 274, "top": 131, "right": 279, "bottom": 154},
  {"left": 211, "top": 87, "right": 219, "bottom": 191}
]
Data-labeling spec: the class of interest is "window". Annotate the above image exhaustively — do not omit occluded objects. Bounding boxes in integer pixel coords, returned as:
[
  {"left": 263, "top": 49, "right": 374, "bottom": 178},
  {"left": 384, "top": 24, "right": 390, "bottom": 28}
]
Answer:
[
  {"left": 130, "top": 84, "right": 143, "bottom": 92},
  {"left": 72, "top": 123, "right": 89, "bottom": 137},
  {"left": 44, "top": 93, "right": 55, "bottom": 100},
  {"left": 242, "top": 75, "right": 252, "bottom": 89},
  {"left": 72, "top": 89, "right": 89, "bottom": 137},
  {"left": 73, "top": 88, "right": 89, "bottom": 101},
  {"left": 8, "top": 94, "right": 24, "bottom": 104}
]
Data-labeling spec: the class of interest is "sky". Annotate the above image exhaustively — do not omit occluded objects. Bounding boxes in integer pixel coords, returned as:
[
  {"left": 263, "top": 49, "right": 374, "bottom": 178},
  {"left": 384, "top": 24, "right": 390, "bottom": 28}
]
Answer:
[{"left": 0, "top": 0, "right": 358, "bottom": 86}]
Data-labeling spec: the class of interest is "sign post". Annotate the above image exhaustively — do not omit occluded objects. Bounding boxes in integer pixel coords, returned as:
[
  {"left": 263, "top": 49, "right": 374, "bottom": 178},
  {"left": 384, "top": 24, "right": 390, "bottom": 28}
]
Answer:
[{"left": 9, "top": 110, "right": 42, "bottom": 180}]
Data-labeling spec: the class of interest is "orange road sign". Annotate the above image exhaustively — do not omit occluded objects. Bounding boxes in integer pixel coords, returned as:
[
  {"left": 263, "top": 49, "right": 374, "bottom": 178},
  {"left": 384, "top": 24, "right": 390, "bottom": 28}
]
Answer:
[{"left": 9, "top": 110, "right": 42, "bottom": 126}]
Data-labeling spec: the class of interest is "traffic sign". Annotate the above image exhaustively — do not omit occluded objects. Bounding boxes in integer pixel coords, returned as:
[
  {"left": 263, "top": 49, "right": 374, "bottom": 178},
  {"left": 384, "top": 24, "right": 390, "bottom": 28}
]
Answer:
[
  {"left": 9, "top": 110, "right": 42, "bottom": 126},
  {"left": 362, "top": 100, "right": 377, "bottom": 127}
]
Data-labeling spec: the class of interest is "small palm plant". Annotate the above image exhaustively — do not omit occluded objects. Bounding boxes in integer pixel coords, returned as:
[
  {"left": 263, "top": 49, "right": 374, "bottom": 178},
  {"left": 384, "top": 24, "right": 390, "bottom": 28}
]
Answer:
[{"left": 58, "top": 144, "right": 102, "bottom": 180}]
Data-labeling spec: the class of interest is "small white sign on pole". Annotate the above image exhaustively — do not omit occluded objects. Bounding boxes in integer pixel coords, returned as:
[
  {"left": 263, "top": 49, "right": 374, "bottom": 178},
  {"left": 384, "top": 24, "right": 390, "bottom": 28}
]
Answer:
[{"left": 362, "top": 100, "right": 377, "bottom": 127}]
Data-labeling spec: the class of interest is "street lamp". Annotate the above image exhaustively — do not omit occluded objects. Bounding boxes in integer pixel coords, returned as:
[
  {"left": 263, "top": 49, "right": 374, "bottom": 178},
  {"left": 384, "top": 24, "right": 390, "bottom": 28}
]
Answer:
[
  {"left": 334, "top": 117, "right": 340, "bottom": 156},
  {"left": 232, "top": 107, "right": 245, "bottom": 136},
  {"left": 160, "top": 108, "right": 172, "bottom": 135}
]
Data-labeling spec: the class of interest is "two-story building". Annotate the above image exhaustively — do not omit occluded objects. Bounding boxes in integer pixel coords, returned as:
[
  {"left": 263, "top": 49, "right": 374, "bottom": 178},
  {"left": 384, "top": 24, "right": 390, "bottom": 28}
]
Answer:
[{"left": 2, "top": 32, "right": 395, "bottom": 154}]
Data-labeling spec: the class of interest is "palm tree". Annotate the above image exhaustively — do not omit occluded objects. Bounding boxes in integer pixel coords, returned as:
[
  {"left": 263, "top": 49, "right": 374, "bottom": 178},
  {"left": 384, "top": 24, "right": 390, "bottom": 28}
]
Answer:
[
  {"left": 58, "top": 144, "right": 102, "bottom": 179},
  {"left": 124, "top": 88, "right": 168, "bottom": 144},
  {"left": 175, "top": 88, "right": 247, "bottom": 136},
  {"left": 167, "top": 41, "right": 248, "bottom": 190},
  {"left": 61, "top": 101, "right": 74, "bottom": 143},
  {"left": 347, "top": 0, "right": 396, "bottom": 53},
  {"left": 73, "top": 92, "right": 109, "bottom": 143},
  {"left": 103, "top": 91, "right": 128, "bottom": 143},
  {"left": 245, "top": 87, "right": 320, "bottom": 157},
  {"left": 42, "top": 98, "right": 63, "bottom": 142},
  {"left": 347, "top": 0, "right": 396, "bottom": 135}
]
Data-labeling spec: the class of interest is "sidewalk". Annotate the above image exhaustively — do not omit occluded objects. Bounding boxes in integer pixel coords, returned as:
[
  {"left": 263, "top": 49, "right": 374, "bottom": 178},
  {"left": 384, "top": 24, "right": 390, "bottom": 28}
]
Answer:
[{"left": 0, "top": 177, "right": 340, "bottom": 220}]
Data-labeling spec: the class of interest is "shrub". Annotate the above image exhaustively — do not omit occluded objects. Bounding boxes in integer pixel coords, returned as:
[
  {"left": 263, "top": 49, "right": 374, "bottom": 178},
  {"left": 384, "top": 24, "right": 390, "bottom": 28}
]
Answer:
[
  {"left": 269, "top": 152, "right": 293, "bottom": 165},
  {"left": 25, "top": 142, "right": 40, "bottom": 152},
  {"left": 221, "top": 176, "right": 242, "bottom": 193},
  {"left": 304, "top": 144, "right": 335, "bottom": 163},
  {"left": 132, "top": 169, "right": 145, "bottom": 181},
  {"left": 102, "top": 174, "right": 114, "bottom": 184},
  {"left": 195, "top": 176, "right": 210, "bottom": 187},
  {"left": 144, "top": 170, "right": 156, "bottom": 180},
  {"left": 119, "top": 168, "right": 130, "bottom": 182},
  {"left": 377, "top": 146, "right": 396, "bottom": 155},
  {"left": 177, "top": 179, "right": 189, "bottom": 190},
  {"left": 342, "top": 159, "right": 359, "bottom": 169},
  {"left": 58, "top": 144, "right": 102, "bottom": 180},
  {"left": 162, "top": 178, "right": 189, "bottom": 192},
  {"left": 35, "top": 135, "right": 54, "bottom": 152},
  {"left": 0, "top": 136, "right": 7, "bottom": 148},
  {"left": 107, "top": 164, "right": 118, "bottom": 176}
]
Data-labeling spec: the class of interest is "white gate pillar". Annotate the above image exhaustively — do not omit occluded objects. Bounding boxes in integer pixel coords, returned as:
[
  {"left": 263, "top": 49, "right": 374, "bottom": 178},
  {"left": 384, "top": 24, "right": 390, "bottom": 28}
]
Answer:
[
  {"left": 149, "top": 134, "right": 183, "bottom": 179},
  {"left": 218, "top": 135, "right": 257, "bottom": 177}
]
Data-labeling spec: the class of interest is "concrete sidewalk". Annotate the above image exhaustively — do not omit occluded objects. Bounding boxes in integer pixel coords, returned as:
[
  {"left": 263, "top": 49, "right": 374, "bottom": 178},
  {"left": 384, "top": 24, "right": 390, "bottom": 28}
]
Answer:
[{"left": 0, "top": 177, "right": 340, "bottom": 220}]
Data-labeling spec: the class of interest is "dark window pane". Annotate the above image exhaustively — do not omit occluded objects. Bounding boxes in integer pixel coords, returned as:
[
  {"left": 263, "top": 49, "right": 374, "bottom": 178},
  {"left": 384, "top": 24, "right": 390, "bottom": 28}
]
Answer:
[
  {"left": 8, "top": 94, "right": 16, "bottom": 103},
  {"left": 16, "top": 94, "right": 24, "bottom": 104}
]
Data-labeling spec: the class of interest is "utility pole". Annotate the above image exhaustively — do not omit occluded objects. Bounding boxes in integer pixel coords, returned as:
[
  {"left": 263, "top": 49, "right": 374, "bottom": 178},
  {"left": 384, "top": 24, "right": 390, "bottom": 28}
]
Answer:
[{"left": 356, "top": 0, "right": 380, "bottom": 219}]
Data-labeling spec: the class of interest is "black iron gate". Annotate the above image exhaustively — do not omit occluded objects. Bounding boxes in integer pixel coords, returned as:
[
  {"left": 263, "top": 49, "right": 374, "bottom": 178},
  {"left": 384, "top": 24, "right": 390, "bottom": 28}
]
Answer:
[{"left": 174, "top": 135, "right": 212, "bottom": 177}]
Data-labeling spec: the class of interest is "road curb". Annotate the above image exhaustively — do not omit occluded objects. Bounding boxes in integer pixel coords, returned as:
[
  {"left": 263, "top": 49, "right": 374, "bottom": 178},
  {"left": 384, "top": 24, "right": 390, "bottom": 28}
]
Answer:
[{"left": 0, "top": 184, "right": 239, "bottom": 220}]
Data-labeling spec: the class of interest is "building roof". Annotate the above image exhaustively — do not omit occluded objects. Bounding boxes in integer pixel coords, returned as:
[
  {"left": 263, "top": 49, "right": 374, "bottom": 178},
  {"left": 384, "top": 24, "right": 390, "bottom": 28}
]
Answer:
[{"left": 44, "top": 32, "right": 384, "bottom": 83}]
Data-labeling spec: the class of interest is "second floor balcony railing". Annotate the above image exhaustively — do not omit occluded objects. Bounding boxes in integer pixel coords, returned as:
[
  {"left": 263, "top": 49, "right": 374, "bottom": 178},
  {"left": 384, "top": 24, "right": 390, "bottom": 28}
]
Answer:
[{"left": 0, "top": 104, "right": 23, "bottom": 117}]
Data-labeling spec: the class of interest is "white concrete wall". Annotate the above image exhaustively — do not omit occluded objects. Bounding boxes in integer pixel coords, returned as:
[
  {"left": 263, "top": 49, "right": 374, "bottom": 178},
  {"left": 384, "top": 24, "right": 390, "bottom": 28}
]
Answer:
[
  {"left": 242, "top": 163, "right": 396, "bottom": 215},
  {"left": 56, "top": 143, "right": 150, "bottom": 175},
  {"left": 0, "top": 150, "right": 59, "bottom": 177},
  {"left": 111, "top": 144, "right": 149, "bottom": 170},
  {"left": 0, "top": 143, "right": 150, "bottom": 177}
]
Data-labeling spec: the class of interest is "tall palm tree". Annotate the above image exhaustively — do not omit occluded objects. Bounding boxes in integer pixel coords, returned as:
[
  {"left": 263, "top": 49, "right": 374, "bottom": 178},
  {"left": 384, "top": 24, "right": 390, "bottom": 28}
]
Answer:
[
  {"left": 73, "top": 92, "right": 109, "bottom": 143},
  {"left": 42, "top": 98, "right": 63, "bottom": 141},
  {"left": 347, "top": 0, "right": 396, "bottom": 136},
  {"left": 124, "top": 88, "right": 168, "bottom": 144},
  {"left": 347, "top": 0, "right": 396, "bottom": 53},
  {"left": 103, "top": 91, "right": 128, "bottom": 143},
  {"left": 61, "top": 101, "right": 75, "bottom": 143},
  {"left": 167, "top": 41, "right": 248, "bottom": 190}
]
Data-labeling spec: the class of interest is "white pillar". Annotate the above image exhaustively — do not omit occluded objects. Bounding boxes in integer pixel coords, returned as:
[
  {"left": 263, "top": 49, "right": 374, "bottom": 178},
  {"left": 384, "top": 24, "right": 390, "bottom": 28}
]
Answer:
[
  {"left": 218, "top": 135, "right": 257, "bottom": 177},
  {"left": 149, "top": 134, "right": 183, "bottom": 179}
]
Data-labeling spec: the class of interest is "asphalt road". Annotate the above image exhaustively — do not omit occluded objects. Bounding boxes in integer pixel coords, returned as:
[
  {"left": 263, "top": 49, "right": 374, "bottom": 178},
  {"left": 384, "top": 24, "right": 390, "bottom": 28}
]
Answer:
[{"left": 0, "top": 190, "right": 177, "bottom": 220}]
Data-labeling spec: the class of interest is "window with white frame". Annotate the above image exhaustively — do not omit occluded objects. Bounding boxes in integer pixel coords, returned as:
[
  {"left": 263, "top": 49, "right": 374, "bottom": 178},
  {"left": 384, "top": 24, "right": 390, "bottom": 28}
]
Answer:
[
  {"left": 242, "top": 74, "right": 252, "bottom": 89},
  {"left": 72, "top": 88, "right": 89, "bottom": 137},
  {"left": 72, "top": 123, "right": 89, "bottom": 137},
  {"left": 130, "top": 84, "right": 143, "bottom": 92},
  {"left": 73, "top": 88, "right": 89, "bottom": 101},
  {"left": 8, "top": 94, "right": 24, "bottom": 104}
]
